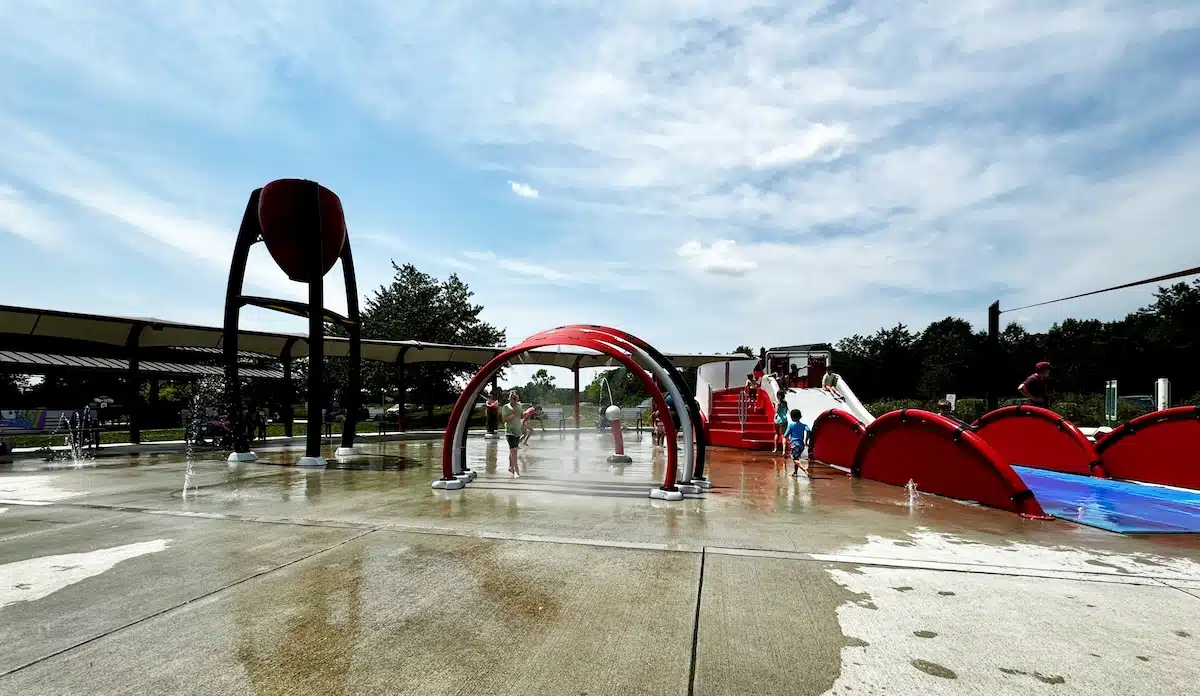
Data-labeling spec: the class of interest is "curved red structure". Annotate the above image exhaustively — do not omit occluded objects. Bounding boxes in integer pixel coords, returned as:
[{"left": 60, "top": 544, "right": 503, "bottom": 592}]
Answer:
[
  {"left": 1095, "top": 406, "right": 1200, "bottom": 490},
  {"left": 809, "top": 409, "right": 866, "bottom": 470},
  {"left": 972, "top": 405, "right": 1102, "bottom": 477},
  {"left": 853, "top": 409, "right": 1048, "bottom": 518},
  {"left": 521, "top": 324, "right": 707, "bottom": 482},
  {"left": 440, "top": 328, "right": 680, "bottom": 492}
]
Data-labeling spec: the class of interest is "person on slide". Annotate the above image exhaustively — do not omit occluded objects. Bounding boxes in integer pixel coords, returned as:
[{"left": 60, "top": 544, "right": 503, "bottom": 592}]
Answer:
[
  {"left": 821, "top": 371, "right": 844, "bottom": 401},
  {"left": 500, "top": 390, "right": 524, "bottom": 477},
  {"left": 772, "top": 389, "right": 789, "bottom": 454},
  {"left": 785, "top": 409, "right": 810, "bottom": 477}
]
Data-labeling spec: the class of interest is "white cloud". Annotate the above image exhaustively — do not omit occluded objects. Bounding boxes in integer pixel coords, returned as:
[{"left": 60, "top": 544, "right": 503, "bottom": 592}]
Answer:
[
  {"left": 507, "top": 180, "right": 539, "bottom": 198},
  {"left": 752, "top": 122, "right": 851, "bottom": 168},
  {"left": 1, "top": 1, "right": 1199, "bottom": 351},
  {"left": 0, "top": 184, "right": 65, "bottom": 250},
  {"left": 677, "top": 240, "right": 758, "bottom": 277},
  {"left": 463, "top": 250, "right": 568, "bottom": 283}
]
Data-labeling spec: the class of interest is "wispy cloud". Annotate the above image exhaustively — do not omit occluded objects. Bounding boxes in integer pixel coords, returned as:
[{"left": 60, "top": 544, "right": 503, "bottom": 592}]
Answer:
[
  {"left": 507, "top": 180, "right": 539, "bottom": 198},
  {"left": 0, "top": 184, "right": 65, "bottom": 250},
  {"left": 463, "top": 251, "right": 567, "bottom": 283}
]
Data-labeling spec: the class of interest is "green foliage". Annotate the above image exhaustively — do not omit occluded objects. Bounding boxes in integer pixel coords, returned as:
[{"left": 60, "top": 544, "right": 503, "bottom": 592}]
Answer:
[
  {"left": 732, "top": 345, "right": 754, "bottom": 357},
  {"left": 515, "top": 369, "right": 578, "bottom": 406},
  {"left": 863, "top": 392, "right": 1153, "bottom": 427},
  {"left": 325, "top": 262, "right": 506, "bottom": 411},
  {"left": 838, "top": 280, "right": 1200, "bottom": 406},
  {"left": 583, "top": 368, "right": 649, "bottom": 407}
]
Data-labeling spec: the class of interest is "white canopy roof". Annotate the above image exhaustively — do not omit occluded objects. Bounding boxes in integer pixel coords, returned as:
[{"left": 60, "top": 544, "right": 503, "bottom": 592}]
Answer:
[{"left": 0, "top": 304, "right": 730, "bottom": 370}]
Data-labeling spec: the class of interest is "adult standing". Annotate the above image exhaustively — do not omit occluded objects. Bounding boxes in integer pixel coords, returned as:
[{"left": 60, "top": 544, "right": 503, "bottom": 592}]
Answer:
[
  {"left": 500, "top": 389, "right": 524, "bottom": 477},
  {"left": 1018, "top": 362, "right": 1053, "bottom": 410},
  {"left": 752, "top": 347, "right": 767, "bottom": 380}
]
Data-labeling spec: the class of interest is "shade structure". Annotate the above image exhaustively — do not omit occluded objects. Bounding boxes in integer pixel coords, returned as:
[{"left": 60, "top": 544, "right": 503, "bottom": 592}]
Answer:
[{"left": 0, "top": 304, "right": 730, "bottom": 369}]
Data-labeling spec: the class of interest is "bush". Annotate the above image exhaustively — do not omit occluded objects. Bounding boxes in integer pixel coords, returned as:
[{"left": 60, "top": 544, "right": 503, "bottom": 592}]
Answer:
[
  {"left": 864, "top": 399, "right": 927, "bottom": 417},
  {"left": 953, "top": 398, "right": 986, "bottom": 424},
  {"left": 862, "top": 393, "right": 1152, "bottom": 427}
]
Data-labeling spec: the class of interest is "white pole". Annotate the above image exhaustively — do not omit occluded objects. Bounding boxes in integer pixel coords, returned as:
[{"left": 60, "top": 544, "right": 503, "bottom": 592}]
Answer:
[{"left": 1154, "top": 378, "right": 1171, "bottom": 411}]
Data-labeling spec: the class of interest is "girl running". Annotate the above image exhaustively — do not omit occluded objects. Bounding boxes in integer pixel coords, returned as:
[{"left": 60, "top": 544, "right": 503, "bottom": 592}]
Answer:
[{"left": 772, "top": 390, "right": 788, "bottom": 454}]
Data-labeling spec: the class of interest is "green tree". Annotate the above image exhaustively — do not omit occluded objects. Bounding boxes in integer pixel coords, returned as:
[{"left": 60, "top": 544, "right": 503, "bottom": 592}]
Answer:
[
  {"left": 584, "top": 368, "right": 649, "bottom": 407},
  {"left": 326, "top": 262, "right": 505, "bottom": 413},
  {"left": 732, "top": 345, "right": 753, "bottom": 357}
]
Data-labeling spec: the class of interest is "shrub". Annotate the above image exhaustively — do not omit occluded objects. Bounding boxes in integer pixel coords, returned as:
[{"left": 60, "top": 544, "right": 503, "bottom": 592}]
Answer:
[
  {"left": 953, "top": 398, "right": 986, "bottom": 424},
  {"left": 864, "top": 399, "right": 927, "bottom": 417}
]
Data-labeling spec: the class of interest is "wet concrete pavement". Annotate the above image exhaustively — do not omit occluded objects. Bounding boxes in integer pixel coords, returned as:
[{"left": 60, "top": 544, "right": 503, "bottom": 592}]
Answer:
[{"left": 1, "top": 431, "right": 1198, "bottom": 694}]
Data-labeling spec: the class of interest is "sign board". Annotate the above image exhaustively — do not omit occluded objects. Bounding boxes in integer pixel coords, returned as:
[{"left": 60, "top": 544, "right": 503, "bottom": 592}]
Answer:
[
  {"left": 0, "top": 409, "right": 47, "bottom": 433},
  {"left": 1154, "top": 378, "right": 1171, "bottom": 411},
  {"left": 945, "top": 394, "right": 957, "bottom": 411},
  {"left": 1104, "top": 380, "right": 1118, "bottom": 424}
]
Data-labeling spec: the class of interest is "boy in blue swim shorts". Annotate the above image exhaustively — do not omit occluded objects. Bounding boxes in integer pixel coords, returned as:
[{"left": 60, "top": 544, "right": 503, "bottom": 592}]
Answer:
[{"left": 784, "top": 409, "right": 809, "bottom": 477}]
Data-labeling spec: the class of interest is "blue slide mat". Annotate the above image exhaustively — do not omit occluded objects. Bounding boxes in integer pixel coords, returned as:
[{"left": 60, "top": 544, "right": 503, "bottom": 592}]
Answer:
[{"left": 1013, "top": 466, "right": 1200, "bottom": 534}]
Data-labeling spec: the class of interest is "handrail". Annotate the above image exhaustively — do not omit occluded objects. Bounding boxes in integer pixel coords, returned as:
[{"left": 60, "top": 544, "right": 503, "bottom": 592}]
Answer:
[{"left": 737, "top": 389, "right": 749, "bottom": 431}]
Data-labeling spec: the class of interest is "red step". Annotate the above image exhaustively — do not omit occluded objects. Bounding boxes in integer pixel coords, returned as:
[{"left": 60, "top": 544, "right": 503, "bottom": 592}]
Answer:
[{"left": 705, "top": 387, "right": 780, "bottom": 450}]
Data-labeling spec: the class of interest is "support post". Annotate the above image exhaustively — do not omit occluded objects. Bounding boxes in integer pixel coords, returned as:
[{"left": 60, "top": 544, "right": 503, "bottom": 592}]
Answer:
[
  {"left": 986, "top": 301, "right": 1001, "bottom": 413},
  {"left": 223, "top": 189, "right": 262, "bottom": 461},
  {"left": 395, "top": 347, "right": 409, "bottom": 431},
  {"left": 301, "top": 185, "right": 326, "bottom": 466},
  {"left": 572, "top": 356, "right": 582, "bottom": 428},
  {"left": 335, "top": 239, "right": 361, "bottom": 459},
  {"left": 126, "top": 324, "right": 144, "bottom": 445}
]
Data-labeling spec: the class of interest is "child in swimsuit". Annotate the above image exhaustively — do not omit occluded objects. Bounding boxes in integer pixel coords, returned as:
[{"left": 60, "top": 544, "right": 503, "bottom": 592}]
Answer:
[
  {"left": 772, "top": 390, "right": 788, "bottom": 454},
  {"left": 520, "top": 405, "right": 538, "bottom": 444}
]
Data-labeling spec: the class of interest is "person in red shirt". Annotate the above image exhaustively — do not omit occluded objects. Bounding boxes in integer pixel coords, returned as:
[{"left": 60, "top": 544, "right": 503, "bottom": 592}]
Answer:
[{"left": 1018, "top": 362, "right": 1053, "bottom": 409}]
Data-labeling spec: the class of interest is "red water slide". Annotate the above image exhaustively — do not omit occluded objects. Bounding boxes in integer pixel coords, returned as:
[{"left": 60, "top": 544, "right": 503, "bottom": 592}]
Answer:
[
  {"left": 809, "top": 409, "right": 867, "bottom": 470},
  {"left": 1095, "top": 406, "right": 1200, "bottom": 490},
  {"left": 972, "top": 405, "right": 1102, "bottom": 477},
  {"left": 853, "top": 409, "right": 1049, "bottom": 518}
]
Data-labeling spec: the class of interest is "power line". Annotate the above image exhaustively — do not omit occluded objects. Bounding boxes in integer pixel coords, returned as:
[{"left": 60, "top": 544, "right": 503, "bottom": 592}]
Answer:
[{"left": 1002, "top": 265, "right": 1200, "bottom": 314}]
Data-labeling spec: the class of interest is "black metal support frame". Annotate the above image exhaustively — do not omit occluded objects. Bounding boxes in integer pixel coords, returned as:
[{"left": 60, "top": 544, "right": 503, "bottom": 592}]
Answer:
[{"left": 223, "top": 185, "right": 361, "bottom": 460}]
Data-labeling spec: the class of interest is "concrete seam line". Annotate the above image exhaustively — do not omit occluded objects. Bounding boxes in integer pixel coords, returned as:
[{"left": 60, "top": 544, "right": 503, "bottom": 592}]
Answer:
[
  {"left": 1156, "top": 578, "right": 1200, "bottom": 602},
  {"left": 0, "top": 526, "right": 383, "bottom": 679},
  {"left": 706, "top": 546, "right": 1198, "bottom": 584},
  {"left": 379, "top": 523, "right": 705, "bottom": 553},
  {"left": 687, "top": 547, "right": 706, "bottom": 696}
]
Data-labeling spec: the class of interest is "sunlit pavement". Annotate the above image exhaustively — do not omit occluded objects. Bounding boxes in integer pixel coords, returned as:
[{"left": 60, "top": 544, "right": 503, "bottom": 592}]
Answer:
[{"left": 1, "top": 431, "right": 1197, "bottom": 695}]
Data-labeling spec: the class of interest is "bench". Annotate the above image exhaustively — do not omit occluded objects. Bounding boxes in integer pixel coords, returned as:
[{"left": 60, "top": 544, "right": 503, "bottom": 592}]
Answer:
[
  {"left": 620, "top": 407, "right": 645, "bottom": 432},
  {"left": 533, "top": 407, "right": 567, "bottom": 430}
]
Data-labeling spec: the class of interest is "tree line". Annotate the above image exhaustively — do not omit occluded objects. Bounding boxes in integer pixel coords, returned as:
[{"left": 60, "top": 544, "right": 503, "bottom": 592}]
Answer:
[{"left": 828, "top": 281, "right": 1200, "bottom": 405}]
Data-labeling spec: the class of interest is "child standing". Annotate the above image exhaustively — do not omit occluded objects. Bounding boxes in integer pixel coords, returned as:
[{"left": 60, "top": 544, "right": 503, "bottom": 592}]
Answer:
[
  {"left": 745, "top": 372, "right": 759, "bottom": 403},
  {"left": 651, "top": 407, "right": 665, "bottom": 446},
  {"left": 784, "top": 409, "right": 810, "bottom": 477},
  {"left": 772, "top": 390, "right": 788, "bottom": 454}
]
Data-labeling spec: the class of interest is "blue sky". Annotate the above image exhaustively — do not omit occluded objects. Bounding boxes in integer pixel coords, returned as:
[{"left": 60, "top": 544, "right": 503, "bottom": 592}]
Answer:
[{"left": 2, "top": 1, "right": 1199, "bottom": 388}]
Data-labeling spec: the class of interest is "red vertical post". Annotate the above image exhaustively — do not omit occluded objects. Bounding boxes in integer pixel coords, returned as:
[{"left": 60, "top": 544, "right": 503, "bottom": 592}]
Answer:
[{"left": 724, "top": 361, "right": 730, "bottom": 390}]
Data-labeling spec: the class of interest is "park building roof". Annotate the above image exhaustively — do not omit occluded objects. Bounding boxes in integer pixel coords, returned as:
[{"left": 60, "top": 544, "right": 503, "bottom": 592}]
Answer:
[{"left": 0, "top": 304, "right": 729, "bottom": 372}]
